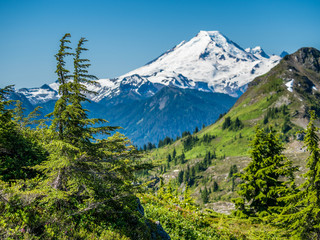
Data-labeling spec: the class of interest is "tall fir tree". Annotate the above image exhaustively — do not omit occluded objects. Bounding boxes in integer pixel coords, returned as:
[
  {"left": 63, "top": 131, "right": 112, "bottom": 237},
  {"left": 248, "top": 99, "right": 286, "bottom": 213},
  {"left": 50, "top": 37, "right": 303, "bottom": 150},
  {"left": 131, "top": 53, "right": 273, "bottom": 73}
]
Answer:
[
  {"left": 48, "top": 33, "right": 74, "bottom": 139},
  {"left": 275, "top": 111, "right": 320, "bottom": 239},
  {"left": 34, "top": 34, "right": 148, "bottom": 213},
  {"left": 233, "top": 126, "right": 297, "bottom": 218}
]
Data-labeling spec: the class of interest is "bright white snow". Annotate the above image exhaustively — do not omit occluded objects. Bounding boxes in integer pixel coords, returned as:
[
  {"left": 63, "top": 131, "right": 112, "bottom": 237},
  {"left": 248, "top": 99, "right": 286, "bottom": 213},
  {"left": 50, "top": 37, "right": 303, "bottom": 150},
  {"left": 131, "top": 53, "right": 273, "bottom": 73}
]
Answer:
[
  {"left": 18, "top": 30, "right": 282, "bottom": 104},
  {"left": 286, "top": 79, "right": 294, "bottom": 92},
  {"left": 118, "top": 30, "right": 280, "bottom": 97}
]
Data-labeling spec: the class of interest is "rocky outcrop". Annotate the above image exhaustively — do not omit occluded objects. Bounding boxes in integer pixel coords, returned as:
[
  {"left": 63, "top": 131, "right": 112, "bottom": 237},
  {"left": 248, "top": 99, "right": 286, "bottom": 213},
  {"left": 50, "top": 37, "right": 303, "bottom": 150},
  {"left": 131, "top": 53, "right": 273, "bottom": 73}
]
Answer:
[{"left": 136, "top": 198, "right": 171, "bottom": 240}]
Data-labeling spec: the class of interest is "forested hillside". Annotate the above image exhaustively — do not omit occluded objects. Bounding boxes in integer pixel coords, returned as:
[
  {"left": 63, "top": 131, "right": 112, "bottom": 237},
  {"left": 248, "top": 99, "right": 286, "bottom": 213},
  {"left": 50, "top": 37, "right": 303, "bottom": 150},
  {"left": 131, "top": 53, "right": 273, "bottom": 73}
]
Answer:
[
  {"left": 143, "top": 48, "right": 320, "bottom": 239},
  {"left": 1, "top": 34, "right": 320, "bottom": 239}
]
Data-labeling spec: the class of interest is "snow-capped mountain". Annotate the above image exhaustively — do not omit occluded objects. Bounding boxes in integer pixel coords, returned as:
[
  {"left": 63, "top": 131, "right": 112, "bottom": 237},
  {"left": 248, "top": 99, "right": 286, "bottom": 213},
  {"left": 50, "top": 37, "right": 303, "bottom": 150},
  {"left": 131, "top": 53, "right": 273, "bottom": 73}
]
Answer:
[
  {"left": 11, "top": 31, "right": 285, "bottom": 146},
  {"left": 15, "top": 30, "right": 281, "bottom": 103},
  {"left": 87, "top": 31, "right": 280, "bottom": 99},
  {"left": 116, "top": 31, "right": 281, "bottom": 96}
]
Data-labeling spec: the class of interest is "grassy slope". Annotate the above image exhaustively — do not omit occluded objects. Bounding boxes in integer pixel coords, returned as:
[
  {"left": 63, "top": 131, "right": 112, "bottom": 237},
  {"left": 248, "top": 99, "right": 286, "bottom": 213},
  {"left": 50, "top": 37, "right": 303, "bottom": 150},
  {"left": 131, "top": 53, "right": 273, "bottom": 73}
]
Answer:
[
  {"left": 137, "top": 48, "right": 320, "bottom": 239},
  {"left": 145, "top": 48, "right": 320, "bottom": 207},
  {"left": 141, "top": 193, "right": 289, "bottom": 240}
]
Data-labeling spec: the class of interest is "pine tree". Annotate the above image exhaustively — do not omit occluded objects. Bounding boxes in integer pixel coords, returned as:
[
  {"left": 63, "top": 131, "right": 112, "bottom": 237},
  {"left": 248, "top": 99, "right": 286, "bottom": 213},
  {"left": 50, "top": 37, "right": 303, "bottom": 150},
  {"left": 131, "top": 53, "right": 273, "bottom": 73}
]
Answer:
[
  {"left": 34, "top": 35, "right": 148, "bottom": 214},
  {"left": 233, "top": 126, "right": 297, "bottom": 218},
  {"left": 201, "top": 186, "right": 209, "bottom": 204},
  {"left": 275, "top": 111, "right": 320, "bottom": 239},
  {"left": 0, "top": 36, "right": 154, "bottom": 239},
  {"left": 213, "top": 181, "right": 219, "bottom": 192},
  {"left": 184, "top": 165, "right": 190, "bottom": 183},
  {"left": 167, "top": 154, "right": 172, "bottom": 163},
  {"left": 178, "top": 170, "right": 184, "bottom": 184},
  {"left": 180, "top": 152, "right": 185, "bottom": 164},
  {"left": 228, "top": 164, "right": 238, "bottom": 178},
  {"left": 173, "top": 148, "right": 176, "bottom": 159},
  {"left": 222, "top": 116, "right": 232, "bottom": 129},
  {"left": 48, "top": 33, "right": 73, "bottom": 139}
]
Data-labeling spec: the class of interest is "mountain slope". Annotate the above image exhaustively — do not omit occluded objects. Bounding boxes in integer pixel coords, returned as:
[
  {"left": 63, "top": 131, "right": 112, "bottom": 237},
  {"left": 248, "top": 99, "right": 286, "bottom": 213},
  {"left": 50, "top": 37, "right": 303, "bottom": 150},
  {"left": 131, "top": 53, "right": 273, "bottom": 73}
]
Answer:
[
  {"left": 101, "top": 86, "right": 237, "bottom": 146},
  {"left": 147, "top": 47, "right": 320, "bottom": 208}
]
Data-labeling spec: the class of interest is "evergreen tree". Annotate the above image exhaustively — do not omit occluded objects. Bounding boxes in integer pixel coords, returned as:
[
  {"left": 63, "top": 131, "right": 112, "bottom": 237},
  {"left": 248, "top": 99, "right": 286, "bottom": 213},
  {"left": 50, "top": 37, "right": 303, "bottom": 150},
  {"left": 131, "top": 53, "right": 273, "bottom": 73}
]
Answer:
[
  {"left": 213, "top": 181, "right": 219, "bottom": 192},
  {"left": 275, "top": 111, "right": 320, "bottom": 239},
  {"left": 167, "top": 154, "right": 172, "bottom": 163},
  {"left": 232, "top": 117, "right": 243, "bottom": 130},
  {"left": 35, "top": 35, "right": 149, "bottom": 215},
  {"left": 228, "top": 164, "right": 238, "bottom": 178},
  {"left": 231, "top": 177, "right": 235, "bottom": 192},
  {"left": 233, "top": 126, "right": 297, "bottom": 218},
  {"left": 0, "top": 36, "right": 154, "bottom": 239},
  {"left": 48, "top": 33, "right": 73, "bottom": 139},
  {"left": 201, "top": 187, "right": 209, "bottom": 204},
  {"left": 173, "top": 148, "right": 176, "bottom": 159},
  {"left": 180, "top": 153, "right": 186, "bottom": 164},
  {"left": 183, "top": 165, "right": 190, "bottom": 183},
  {"left": 64, "top": 37, "right": 102, "bottom": 146},
  {"left": 178, "top": 170, "right": 184, "bottom": 184},
  {"left": 222, "top": 116, "right": 232, "bottom": 130},
  {"left": 191, "top": 166, "right": 196, "bottom": 178}
]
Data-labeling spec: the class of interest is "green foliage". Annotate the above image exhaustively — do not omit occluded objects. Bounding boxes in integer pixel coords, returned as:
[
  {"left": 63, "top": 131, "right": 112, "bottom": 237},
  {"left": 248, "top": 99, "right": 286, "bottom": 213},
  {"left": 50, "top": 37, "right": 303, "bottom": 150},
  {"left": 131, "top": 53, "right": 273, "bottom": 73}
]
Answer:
[
  {"left": 233, "top": 126, "right": 297, "bottom": 218},
  {"left": 213, "top": 181, "right": 219, "bottom": 192},
  {"left": 181, "top": 131, "right": 191, "bottom": 138},
  {"left": 228, "top": 164, "right": 238, "bottom": 178},
  {"left": 172, "top": 148, "right": 176, "bottom": 159},
  {"left": 275, "top": 111, "right": 320, "bottom": 239},
  {"left": 222, "top": 116, "right": 244, "bottom": 131},
  {"left": 178, "top": 170, "right": 184, "bottom": 184},
  {"left": 142, "top": 193, "right": 289, "bottom": 240},
  {"left": 183, "top": 135, "right": 199, "bottom": 151},
  {"left": 143, "top": 142, "right": 156, "bottom": 151},
  {"left": 222, "top": 116, "right": 232, "bottom": 129},
  {"left": 201, "top": 186, "right": 209, "bottom": 204},
  {"left": 0, "top": 35, "right": 154, "bottom": 239},
  {"left": 0, "top": 86, "right": 46, "bottom": 181},
  {"left": 201, "top": 133, "right": 215, "bottom": 143},
  {"left": 158, "top": 136, "right": 174, "bottom": 148}
]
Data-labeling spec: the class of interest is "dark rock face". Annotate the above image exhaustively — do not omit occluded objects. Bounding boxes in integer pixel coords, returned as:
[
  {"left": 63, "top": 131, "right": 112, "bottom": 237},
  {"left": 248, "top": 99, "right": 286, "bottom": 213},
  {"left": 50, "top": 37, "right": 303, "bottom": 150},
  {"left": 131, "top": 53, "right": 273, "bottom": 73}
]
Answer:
[
  {"left": 290, "top": 47, "right": 320, "bottom": 73},
  {"left": 136, "top": 198, "right": 171, "bottom": 240},
  {"left": 137, "top": 198, "right": 145, "bottom": 216},
  {"left": 153, "top": 221, "right": 171, "bottom": 240}
]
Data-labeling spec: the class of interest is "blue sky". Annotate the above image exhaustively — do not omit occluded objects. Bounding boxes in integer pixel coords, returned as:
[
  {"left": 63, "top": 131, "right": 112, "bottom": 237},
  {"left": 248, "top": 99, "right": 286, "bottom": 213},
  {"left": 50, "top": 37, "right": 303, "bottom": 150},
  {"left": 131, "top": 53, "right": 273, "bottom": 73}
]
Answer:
[{"left": 1, "top": 0, "right": 319, "bottom": 89}]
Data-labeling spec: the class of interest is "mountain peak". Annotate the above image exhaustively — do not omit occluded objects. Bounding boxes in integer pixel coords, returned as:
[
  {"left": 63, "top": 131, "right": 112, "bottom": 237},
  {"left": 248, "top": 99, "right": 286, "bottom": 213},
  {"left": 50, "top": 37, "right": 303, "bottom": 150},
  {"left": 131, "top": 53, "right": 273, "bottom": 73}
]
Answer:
[
  {"left": 246, "top": 46, "right": 270, "bottom": 59},
  {"left": 280, "top": 51, "right": 289, "bottom": 58},
  {"left": 116, "top": 30, "right": 281, "bottom": 97},
  {"left": 197, "top": 30, "right": 223, "bottom": 37},
  {"left": 286, "top": 47, "right": 320, "bottom": 73},
  {"left": 196, "top": 30, "right": 231, "bottom": 46}
]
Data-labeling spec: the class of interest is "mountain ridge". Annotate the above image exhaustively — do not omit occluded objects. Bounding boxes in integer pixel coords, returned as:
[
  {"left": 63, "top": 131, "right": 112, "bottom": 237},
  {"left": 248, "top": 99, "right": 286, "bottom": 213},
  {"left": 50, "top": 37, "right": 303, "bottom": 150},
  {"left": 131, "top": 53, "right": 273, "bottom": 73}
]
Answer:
[
  {"left": 146, "top": 47, "right": 320, "bottom": 211},
  {"left": 14, "top": 30, "right": 281, "bottom": 105}
]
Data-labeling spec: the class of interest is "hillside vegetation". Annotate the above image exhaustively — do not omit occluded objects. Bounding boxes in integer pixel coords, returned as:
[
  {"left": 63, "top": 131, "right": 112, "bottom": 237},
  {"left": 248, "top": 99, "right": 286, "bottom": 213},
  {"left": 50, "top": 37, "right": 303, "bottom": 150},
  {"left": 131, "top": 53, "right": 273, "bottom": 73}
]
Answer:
[{"left": 2, "top": 33, "right": 320, "bottom": 240}]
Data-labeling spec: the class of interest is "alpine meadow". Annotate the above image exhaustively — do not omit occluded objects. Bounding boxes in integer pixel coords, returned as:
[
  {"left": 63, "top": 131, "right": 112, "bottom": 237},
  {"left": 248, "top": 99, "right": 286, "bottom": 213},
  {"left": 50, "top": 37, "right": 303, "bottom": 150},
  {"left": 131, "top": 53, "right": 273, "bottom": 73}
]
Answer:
[{"left": 1, "top": 1, "right": 320, "bottom": 239}]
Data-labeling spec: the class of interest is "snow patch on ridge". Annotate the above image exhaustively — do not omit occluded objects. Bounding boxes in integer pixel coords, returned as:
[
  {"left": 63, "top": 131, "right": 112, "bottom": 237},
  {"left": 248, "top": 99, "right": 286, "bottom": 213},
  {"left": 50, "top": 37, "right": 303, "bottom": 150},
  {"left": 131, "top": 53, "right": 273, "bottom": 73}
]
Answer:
[{"left": 286, "top": 79, "right": 294, "bottom": 92}]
